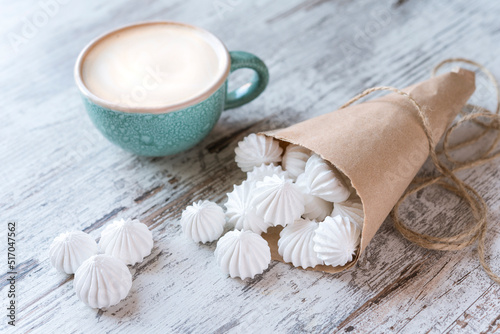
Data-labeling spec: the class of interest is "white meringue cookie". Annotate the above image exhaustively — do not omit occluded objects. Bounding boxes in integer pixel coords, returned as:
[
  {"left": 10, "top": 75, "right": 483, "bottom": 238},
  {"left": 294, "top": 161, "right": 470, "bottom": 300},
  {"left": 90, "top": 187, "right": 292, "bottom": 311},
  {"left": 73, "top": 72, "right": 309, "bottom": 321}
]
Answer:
[
  {"left": 332, "top": 198, "right": 364, "bottom": 229},
  {"left": 234, "top": 134, "right": 283, "bottom": 172},
  {"left": 246, "top": 163, "right": 288, "bottom": 183},
  {"left": 278, "top": 218, "right": 324, "bottom": 269},
  {"left": 252, "top": 175, "right": 305, "bottom": 227},
  {"left": 302, "top": 194, "right": 333, "bottom": 221},
  {"left": 181, "top": 200, "right": 226, "bottom": 243},
  {"left": 297, "top": 154, "right": 350, "bottom": 203},
  {"left": 225, "top": 181, "right": 271, "bottom": 234},
  {"left": 313, "top": 215, "right": 360, "bottom": 267},
  {"left": 49, "top": 231, "right": 98, "bottom": 274},
  {"left": 99, "top": 218, "right": 154, "bottom": 265},
  {"left": 282, "top": 145, "right": 312, "bottom": 180},
  {"left": 215, "top": 230, "right": 271, "bottom": 279},
  {"left": 74, "top": 254, "right": 132, "bottom": 309}
]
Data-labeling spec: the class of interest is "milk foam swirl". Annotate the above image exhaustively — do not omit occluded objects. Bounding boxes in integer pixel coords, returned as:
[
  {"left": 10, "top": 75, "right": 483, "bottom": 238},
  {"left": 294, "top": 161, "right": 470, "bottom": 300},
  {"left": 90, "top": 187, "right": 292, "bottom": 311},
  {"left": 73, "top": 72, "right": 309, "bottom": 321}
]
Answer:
[{"left": 82, "top": 24, "right": 225, "bottom": 108}]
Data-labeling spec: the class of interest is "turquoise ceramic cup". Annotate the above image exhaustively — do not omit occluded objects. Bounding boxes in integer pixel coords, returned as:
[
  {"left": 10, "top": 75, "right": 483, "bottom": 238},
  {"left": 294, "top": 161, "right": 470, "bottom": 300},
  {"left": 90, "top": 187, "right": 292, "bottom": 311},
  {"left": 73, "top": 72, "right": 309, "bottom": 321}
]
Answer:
[{"left": 74, "top": 22, "right": 269, "bottom": 157}]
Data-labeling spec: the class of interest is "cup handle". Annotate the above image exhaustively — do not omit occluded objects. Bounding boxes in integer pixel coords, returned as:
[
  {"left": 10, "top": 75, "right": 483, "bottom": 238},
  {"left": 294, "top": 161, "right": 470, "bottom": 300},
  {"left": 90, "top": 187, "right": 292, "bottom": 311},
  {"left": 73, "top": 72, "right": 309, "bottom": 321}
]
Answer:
[{"left": 224, "top": 51, "right": 269, "bottom": 110}]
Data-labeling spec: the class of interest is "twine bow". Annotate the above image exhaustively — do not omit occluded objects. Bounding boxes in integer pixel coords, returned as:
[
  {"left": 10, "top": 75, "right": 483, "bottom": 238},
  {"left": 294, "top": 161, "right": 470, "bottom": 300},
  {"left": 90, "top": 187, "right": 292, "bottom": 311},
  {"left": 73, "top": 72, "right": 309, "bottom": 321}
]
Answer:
[{"left": 339, "top": 58, "right": 500, "bottom": 284}]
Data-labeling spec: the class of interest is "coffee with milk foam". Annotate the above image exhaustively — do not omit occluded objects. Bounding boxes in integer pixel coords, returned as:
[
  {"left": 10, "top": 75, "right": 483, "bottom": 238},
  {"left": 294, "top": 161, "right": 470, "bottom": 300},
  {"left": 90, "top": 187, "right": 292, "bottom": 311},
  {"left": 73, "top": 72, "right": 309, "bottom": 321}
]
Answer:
[{"left": 81, "top": 24, "right": 226, "bottom": 108}]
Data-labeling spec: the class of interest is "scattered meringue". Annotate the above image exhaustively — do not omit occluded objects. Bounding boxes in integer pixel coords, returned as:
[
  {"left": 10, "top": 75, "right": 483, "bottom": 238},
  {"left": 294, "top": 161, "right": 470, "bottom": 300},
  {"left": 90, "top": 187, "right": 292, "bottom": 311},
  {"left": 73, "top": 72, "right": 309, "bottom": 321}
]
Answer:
[
  {"left": 74, "top": 254, "right": 132, "bottom": 309},
  {"left": 180, "top": 200, "right": 226, "bottom": 243},
  {"left": 313, "top": 215, "right": 360, "bottom": 267},
  {"left": 332, "top": 198, "right": 364, "bottom": 229},
  {"left": 215, "top": 230, "right": 271, "bottom": 279},
  {"left": 278, "top": 218, "right": 324, "bottom": 269},
  {"left": 297, "top": 154, "right": 350, "bottom": 203},
  {"left": 282, "top": 145, "right": 311, "bottom": 180},
  {"left": 302, "top": 194, "right": 333, "bottom": 221},
  {"left": 235, "top": 134, "right": 283, "bottom": 172},
  {"left": 225, "top": 181, "right": 270, "bottom": 234},
  {"left": 49, "top": 231, "right": 98, "bottom": 274},
  {"left": 252, "top": 175, "right": 305, "bottom": 227},
  {"left": 99, "top": 218, "right": 154, "bottom": 265},
  {"left": 246, "top": 163, "right": 288, "bottom": 183}
]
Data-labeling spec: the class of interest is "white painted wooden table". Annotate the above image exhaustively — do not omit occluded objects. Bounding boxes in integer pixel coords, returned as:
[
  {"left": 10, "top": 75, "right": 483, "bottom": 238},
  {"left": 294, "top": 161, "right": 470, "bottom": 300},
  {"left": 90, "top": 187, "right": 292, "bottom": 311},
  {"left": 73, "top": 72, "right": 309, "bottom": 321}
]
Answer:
[{"left": 2, "top": 0, "right": 500, "bottom": 333}]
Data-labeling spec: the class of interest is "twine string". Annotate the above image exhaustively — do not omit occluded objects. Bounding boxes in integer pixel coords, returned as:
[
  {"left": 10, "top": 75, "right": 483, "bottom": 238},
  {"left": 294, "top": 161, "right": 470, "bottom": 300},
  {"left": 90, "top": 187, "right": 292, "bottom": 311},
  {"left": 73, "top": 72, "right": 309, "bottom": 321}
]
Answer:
[{"left": 339, "top": 58, "right": 500, "bottom": 284}]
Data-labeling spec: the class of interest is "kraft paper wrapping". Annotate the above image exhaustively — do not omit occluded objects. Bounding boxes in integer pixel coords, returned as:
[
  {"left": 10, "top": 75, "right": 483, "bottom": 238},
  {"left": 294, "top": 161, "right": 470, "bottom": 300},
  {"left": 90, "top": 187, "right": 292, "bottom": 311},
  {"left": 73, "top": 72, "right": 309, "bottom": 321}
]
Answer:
[{"left": 261, "top": 68, "right": 476, "bottom": 273}]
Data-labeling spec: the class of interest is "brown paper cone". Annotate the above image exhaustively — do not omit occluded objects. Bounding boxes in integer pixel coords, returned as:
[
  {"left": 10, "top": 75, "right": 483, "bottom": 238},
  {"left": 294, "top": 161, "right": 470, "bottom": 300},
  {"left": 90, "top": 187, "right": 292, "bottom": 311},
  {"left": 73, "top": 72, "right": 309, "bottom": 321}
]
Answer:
[{"left": 262, "top": 68, "right": 476, "bottom": 273}]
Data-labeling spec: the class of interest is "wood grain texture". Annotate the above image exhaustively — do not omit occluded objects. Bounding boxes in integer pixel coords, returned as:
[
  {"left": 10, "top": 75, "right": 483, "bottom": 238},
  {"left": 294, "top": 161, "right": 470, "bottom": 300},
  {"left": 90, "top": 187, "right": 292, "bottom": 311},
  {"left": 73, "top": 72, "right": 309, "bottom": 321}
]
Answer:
[{"left": 1, "top": 0, "right": 500, "bottom": 333}]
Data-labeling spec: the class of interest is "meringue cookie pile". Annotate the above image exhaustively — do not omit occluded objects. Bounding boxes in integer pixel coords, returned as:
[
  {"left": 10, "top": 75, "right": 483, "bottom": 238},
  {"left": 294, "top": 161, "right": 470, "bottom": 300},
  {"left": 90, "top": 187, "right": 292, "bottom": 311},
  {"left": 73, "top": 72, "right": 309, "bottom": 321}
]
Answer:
[
  {"left": 49, "top": 218, "right": 153, "bottom": 309},
  {"left": 180, "top": 133, "right": 364, "bottom": 279}
]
